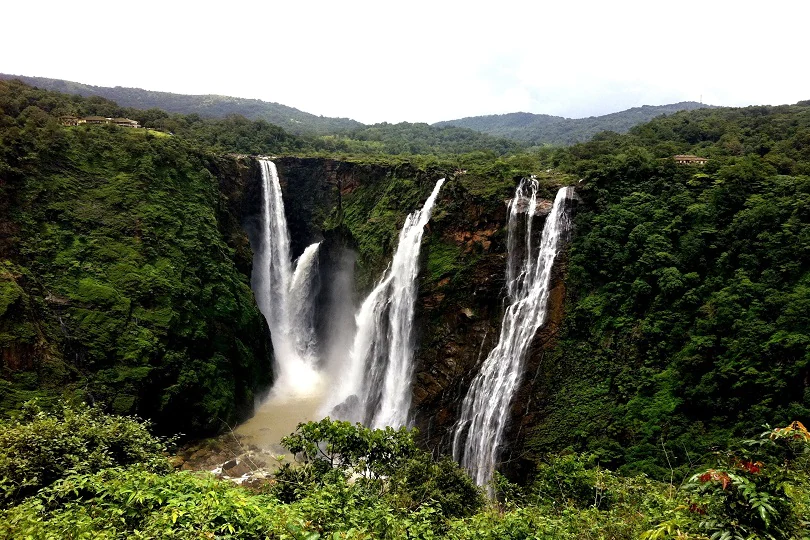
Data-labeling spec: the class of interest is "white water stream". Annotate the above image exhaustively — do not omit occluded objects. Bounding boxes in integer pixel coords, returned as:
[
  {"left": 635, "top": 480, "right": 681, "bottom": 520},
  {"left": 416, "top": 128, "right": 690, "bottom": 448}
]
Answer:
[
  {"left": 253, "top": 160, "right": 322, "bottom": 399},
  {"left": 452, "top": 181, "right": 573, "bottom": 490},
  {"left": 239, "top": 161, "right": 444, "bottom": 451},
  {"left": 325, "top": 179, "right": 446, "bottom": 428}
]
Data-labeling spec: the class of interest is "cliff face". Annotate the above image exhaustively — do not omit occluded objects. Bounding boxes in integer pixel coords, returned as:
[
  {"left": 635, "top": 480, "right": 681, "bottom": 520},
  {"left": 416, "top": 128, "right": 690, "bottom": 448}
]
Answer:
[
  {"left": 0, "top": 134, "right": 273, "bottom": 436},
  {"left": 410, "top": 195, "right": 574, "bottom": 460},
  {"left": 258, "top": 157, "right": 573, "bottom": 470}
]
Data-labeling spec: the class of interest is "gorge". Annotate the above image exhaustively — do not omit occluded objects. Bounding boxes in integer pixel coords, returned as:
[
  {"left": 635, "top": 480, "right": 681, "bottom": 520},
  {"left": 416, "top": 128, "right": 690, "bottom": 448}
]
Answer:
[
  {"left": 227, "top": 155, "right": 573, "bottom": 483},
  {"left": 240, "top": 158, "right": 450, "bottom": 443},
  {"left": 2, "top": 81, "right": 808, "bottom": 538}
]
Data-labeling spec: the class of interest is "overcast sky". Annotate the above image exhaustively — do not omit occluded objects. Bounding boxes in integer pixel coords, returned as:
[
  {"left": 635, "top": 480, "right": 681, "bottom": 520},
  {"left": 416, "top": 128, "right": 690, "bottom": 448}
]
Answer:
[{"left": 3, "top": 0, "right": 809, "bottom": 124}]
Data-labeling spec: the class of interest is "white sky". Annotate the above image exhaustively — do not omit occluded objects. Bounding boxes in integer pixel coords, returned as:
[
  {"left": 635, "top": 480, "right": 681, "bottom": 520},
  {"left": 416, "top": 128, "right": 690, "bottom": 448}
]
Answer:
[{"left": 3, "top": 0, "right": 809, "bottom": 124}]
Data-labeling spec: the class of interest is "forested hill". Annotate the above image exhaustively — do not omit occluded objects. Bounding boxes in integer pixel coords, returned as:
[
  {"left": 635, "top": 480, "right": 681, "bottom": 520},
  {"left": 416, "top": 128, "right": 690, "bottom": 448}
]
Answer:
[
  {"left": 0, "top": 73, "right": 364, "bottom": 135},
  {"left": 526, "top": 101, "right": 810, "bottom": 477},
  {"left": 434, "top": 102, "right": 713, "bottom": 146},
  {"left": 316, "top": 121, "right": 522, "bottom": 156},
  {"left": 0, "top": 79, "right": 276, "bottom": 434}
]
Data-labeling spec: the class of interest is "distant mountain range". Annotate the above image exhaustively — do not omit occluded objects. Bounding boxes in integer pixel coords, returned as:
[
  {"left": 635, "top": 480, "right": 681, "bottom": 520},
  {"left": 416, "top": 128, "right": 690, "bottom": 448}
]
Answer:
[
  {"left": 0, "top": 73, "right": 363, "bottom": 136},
  {"left": 2, "top": 73, "right": 713, "bottom": 145},
  {"left": 432, "top": 102, "right": 715, "bottom": 146}
]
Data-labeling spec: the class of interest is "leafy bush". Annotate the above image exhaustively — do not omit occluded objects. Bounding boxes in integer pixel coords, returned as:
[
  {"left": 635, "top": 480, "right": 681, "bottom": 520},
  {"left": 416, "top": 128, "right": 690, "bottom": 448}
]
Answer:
[
  {"left": 0, "top": 401, "right": 170, "bottom": 507},
  {"left": 645, "top": 422, "right": 810, "bottom": 540},
  {"left": 531, "top": 453, "right": 614, "bottom": 509},
  {"left": 0, "top": 466, "right": 311, "bottom": 540},
  {"left": 389, "top": 454, "right": 485, "bottom": 519},
  {"left": 276, "top": 418, "right": 484, "bottom": 519}
]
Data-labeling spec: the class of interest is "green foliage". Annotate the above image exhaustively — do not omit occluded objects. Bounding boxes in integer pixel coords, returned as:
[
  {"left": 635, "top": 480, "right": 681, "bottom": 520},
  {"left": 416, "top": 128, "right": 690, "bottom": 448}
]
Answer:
[
  {"left": 645, "top": 423, "right": 810, "bottom": 540},
  {"left": 529, "top": 102, "right": 810, "bottom": 479},
  {"left": 0, "top": 79, "right": 272, "bottom": 433},
  {"left": 274, "top": 418, "right": 416, "bottom": 502},
  {"left": 0, "top": 401, "right": 170, "bottom": 507},
  {"left": 1, "top": 407, "right": 807, "bottom": 540},
  {"left": 281, "top": 418, "right": 417, "bottom": 478},
  {"left": 0, "top": 466, "right": 309, "bottom": 540},
  {"left": 434, "top": 102, "right": 713, "bottom": 146},
  {"left": 389, "top": 453, "right": 485, "bottom": 520},
  {"left": 530, "top": 453, "right": 615, "bottom": 510},
  {"left": 276, "top": 419, "right": 484, "bottom": 520}
]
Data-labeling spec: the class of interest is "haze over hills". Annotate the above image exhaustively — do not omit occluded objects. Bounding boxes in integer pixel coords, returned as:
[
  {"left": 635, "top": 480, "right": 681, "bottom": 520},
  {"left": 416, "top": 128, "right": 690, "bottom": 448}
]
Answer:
[
  {"left": 3, "top": 73, "right": 723, "bottom": 147},
  {"left": 0, "top": 73, "right": 364, "bottom": 136},
  {"left": 433, "top": 102, "right": 716, "bottom": 146}
]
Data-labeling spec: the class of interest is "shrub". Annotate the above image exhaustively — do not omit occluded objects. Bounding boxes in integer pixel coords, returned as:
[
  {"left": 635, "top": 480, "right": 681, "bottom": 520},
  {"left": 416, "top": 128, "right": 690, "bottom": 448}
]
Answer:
[
  {"left": 0, "top": 401, "right": 170, "bottom": 507},
  {"left": 275, "top": 418, "right": 484, "bottom": 519},
  {"left": 645, "top": 422, "right": 810, "bottom": 539}
]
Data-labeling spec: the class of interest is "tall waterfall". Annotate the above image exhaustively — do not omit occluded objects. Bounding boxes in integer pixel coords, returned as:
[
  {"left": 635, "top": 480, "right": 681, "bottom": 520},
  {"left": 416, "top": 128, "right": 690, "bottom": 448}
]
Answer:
[
  {"left": 452, "top": 181, "right": 573, "bottom": 489},
  {"left": 326, "top": 178, "right": 446, "bottom": 428},
  {"left": 255, "top": 159, "right": 322, "bottom": 399}
]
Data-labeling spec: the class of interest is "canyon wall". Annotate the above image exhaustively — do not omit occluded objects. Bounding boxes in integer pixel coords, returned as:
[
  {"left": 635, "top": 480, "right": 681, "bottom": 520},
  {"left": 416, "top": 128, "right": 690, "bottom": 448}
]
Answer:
[{"left": 250, "top": 157, "right": 573, "bottom": 468}]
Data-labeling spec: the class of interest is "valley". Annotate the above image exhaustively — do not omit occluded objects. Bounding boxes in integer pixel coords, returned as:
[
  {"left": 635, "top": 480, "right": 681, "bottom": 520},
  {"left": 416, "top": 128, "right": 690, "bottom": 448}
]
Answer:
[{"left": 0, "top": 78, "right": 808, "bottom": 538}]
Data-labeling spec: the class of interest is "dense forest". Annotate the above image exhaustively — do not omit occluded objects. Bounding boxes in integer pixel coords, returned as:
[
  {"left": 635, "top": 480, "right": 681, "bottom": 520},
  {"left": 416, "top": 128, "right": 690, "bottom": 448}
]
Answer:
[
  {"left": 0, "top": 80, "right": 274, "bottom": 433},
  {"left": 0, "top": 73, "right": 364, "bottom": 135},
  {"left": 1, "top": 79, "right": 808, "bottom": 538},
  {"left": 433, "top": 102, "right": 713, "bottom": 146},
  {"left": 524, "top": 103, "right": 810, "bottom": 477}
]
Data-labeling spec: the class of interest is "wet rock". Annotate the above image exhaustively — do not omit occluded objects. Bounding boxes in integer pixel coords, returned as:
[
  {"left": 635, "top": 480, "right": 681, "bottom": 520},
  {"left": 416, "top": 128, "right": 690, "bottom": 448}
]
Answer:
[
  {"left": 223, "top": 460, "right": 252, "bottom": 477},
  {"left": 189, "top": 448, "right": 209, "bottom": 461}
]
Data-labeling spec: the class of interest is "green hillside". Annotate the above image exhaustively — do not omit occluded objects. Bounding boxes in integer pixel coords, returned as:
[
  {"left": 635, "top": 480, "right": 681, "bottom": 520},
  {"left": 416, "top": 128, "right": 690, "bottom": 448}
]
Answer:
[
  {"left": 0, "top": 73, "right": 364, "bottom": 135},
  {"left": 0, "top": 80, "right": 273, "bottom": 435},
  {"left": 529, "top": 102, "right": 810, "bottom": 476},
  {"left": 434, "top": 102, "right": 714, "bottom": 146}
]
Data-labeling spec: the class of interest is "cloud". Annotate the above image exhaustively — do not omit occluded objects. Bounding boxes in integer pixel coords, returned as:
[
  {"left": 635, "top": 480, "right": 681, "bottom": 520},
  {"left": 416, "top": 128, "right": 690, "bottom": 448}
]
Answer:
[{"left": 2, "top": 0, "right": 808, "bottom": 124}]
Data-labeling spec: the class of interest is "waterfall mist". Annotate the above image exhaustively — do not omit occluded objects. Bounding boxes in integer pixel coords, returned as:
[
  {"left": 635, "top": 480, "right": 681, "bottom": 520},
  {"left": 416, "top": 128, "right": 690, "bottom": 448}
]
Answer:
[
  {"left": 324, "top": 178, "right": 446, "bottom": 428},
  {"left": 452, "top": 181, "right": 573, "bottom": 491},
  {"left": 243, "top": 159, "right": 445, "bottom": 441},
  {"left": 253, "top": 160, "right": 322, "bottom": 400},
  {"left": 320, "top": 248, "right": 358, "bottom": 381}
]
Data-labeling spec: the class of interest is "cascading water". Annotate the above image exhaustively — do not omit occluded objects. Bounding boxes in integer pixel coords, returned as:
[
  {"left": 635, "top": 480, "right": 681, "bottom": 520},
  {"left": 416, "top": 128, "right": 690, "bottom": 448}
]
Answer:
[
  {"left": 289, "top": 242, "right": 321, "bottom": 359},
  {"left": 254, "top": 159, "right": 322, "bottom": 398},
  {"left": 326, "top": 178, "right": 446, "bottom": 428},
  {"left": 452, "top": 180, "right": 573, "bottom": 490},
  {"left": 239, "top": 163, "right": 445, "bottom": 453}
]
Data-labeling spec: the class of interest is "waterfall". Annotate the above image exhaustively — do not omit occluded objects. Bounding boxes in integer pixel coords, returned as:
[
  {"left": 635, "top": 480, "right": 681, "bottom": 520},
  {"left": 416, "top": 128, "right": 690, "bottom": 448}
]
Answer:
[
  {"left": 452, "top": 181, "right": 573, "bottom": 490},
  {"left": 326, "top": 178, "right": 446, "bottom": 428},
  {"left": 255, "top": 159, "right": 322, "bottom": 399},
  {"left": 255, "top": 160, "right": 292, "bottom": 333},
  {"left": 289, "top": 242, "right": 321, "bottom": 359}
]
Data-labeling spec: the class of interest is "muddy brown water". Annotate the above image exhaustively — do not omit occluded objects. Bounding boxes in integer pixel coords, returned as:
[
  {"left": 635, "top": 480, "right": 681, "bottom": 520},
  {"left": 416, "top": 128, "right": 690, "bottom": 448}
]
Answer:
[{"left": 234, "top": 392, "right": 325, "bottom": 456}]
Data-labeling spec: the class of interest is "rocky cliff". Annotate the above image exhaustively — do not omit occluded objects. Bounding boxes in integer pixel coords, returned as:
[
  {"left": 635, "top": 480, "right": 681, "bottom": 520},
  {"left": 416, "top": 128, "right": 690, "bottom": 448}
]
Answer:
[{"left": 253, "top": 156, "right": 574, "bottom": 472}]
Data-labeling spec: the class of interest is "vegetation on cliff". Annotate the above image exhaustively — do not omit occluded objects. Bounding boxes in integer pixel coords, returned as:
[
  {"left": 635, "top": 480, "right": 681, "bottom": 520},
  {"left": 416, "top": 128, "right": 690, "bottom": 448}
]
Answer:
[
  {"left": 0, "top": 80, "right": 272, "bottom": 433},
  {"left": 528, "top": 102, "right": 810, "bottom": 479}
]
